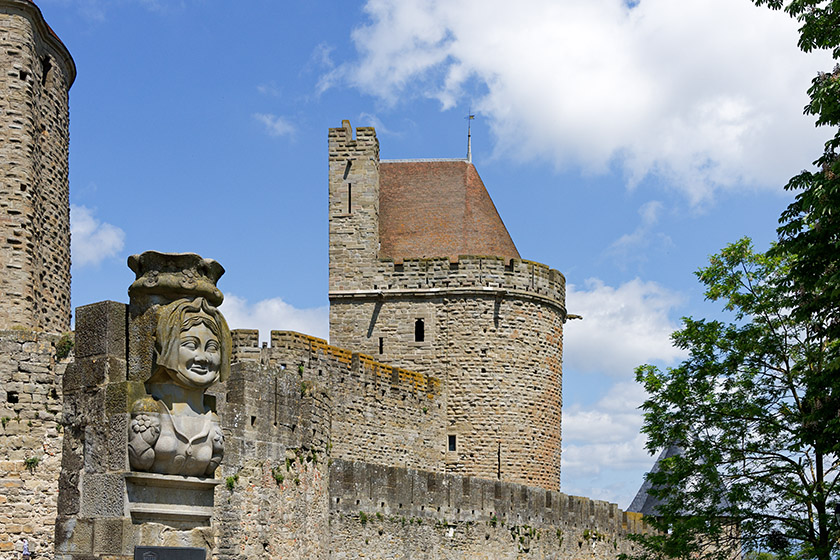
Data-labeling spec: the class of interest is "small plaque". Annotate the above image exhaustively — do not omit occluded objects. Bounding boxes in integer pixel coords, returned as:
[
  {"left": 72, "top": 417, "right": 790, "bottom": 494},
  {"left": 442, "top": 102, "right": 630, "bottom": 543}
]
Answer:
[{"left": 134, "top": 546, "right": 205, "bottom": 560}]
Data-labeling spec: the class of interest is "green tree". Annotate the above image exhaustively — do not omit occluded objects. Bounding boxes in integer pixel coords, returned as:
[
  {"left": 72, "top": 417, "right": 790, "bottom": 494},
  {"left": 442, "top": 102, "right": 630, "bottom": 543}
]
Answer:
[
  {"left": 629, "top": 3, "right": 840, "bottom": 559},
  {"left": 755, "top": 0, "right": 840, "bottom": 397},
  {"left": 633, "top": 239, "right": 837, "bottom": 560}
]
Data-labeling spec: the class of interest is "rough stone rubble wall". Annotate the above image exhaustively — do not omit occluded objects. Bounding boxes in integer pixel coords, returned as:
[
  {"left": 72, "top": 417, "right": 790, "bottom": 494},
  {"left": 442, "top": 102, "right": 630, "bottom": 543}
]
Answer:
[
  {"left": 232, "top": 330, "right": 447, "bottom": 474},
  {"left": 329, "top": 459, "right": 650, "bottom": 560},
  {"left": 0, "top": 3, "right": 72, "bottom": 333},
  {"left": 0, "top": 330, "right": 68, "bottom": 558},
  {"left": 214, "top": 345, "right": 332, "bottom": 560}
]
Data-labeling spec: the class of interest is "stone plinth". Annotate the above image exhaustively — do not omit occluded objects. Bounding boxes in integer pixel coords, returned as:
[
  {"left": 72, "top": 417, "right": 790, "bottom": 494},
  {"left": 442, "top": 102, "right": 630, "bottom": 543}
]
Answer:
[{"left": 126, "top": 473, "right": 219, "bottom": 528}]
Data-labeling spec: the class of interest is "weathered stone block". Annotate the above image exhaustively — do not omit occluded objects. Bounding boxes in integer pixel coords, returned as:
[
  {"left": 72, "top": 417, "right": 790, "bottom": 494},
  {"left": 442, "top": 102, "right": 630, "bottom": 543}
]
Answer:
[
  {"left": 79, "top": 473, "right": 126, "bottom": 518},
  {"left": 74, "top": 356, "right": 127, "bottom": 388},
  {"left": 104, "top": 382, "right": 147, "bottom": 415},
  {"left": 54, "top": 516, "right": 93, "bottom": 555},
  {"left": 92, "top": 517, "right": 127, "bottom": 555},
  {"left": 76, "top": 301, "right": 127, "bottom": 360}
]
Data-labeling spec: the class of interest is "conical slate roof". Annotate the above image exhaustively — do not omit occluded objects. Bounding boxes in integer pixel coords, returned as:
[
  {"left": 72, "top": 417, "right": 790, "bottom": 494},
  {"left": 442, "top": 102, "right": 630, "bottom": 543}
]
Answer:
[
  {"left": 627, "top": 444, "right": 685, "bottom": 516},
  {"left": 628, "top": 444, "right": 732, "bottom": 517},
  {"left": 379, "top": 160, "right": 521, "bottom": 261}
]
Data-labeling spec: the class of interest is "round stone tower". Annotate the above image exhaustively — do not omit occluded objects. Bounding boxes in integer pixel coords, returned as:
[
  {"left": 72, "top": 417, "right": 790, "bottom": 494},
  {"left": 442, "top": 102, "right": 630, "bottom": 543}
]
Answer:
[
  {"left": 0, "top": 0, "right": 75, "bottom": 332},
  {"left": 328, "top": 121, "right": 566, "bottom": 491}
]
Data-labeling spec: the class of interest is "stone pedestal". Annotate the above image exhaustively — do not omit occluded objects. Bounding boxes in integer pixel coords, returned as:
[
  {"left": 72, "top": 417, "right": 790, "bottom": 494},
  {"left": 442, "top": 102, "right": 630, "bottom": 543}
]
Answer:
[
  {"left": 55, "top": 252, "right": 229, "bottom": 560},
  {"left": 126, "top": 473, "right": 219, "bottom": 528}
]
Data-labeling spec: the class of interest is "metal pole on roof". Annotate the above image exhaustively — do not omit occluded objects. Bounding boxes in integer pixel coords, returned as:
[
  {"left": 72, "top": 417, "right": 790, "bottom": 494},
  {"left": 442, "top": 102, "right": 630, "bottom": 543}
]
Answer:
[{"left": 466, "top": 110, "right": 475, "bottom": 163}]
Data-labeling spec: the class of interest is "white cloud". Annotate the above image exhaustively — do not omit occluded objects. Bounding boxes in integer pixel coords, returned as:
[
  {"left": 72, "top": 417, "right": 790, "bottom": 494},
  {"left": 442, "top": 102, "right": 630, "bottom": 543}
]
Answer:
[
  {"left": 256, "top": 82, "right": 283, "bottom": 97},
  {"left": 70, "top": 205, "right": 125, "bottom": 267},
  {"left": 560, "top": 276, "right": 686, "bottom": 504},
  {"left": 606, "top": 201, "right": 672, "bottom": 267},
  {"left": 332, "top": 0, "right": 834, "bottom": 202},
  {"left": 564, "top": 277, "right": 685, "bottom": 376},
  {"left": 220, "top": 294, "right": 328, "bottom": 343},
  {"left": 562, "top": 380, "right": 654, "bottom": 505},
  {"left": 253, "top": 113, "right": 295, "bottom": 137}
]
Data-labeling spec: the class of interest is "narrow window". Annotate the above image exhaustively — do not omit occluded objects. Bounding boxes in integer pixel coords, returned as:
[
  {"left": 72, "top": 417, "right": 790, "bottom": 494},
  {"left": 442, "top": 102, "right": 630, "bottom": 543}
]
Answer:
[
  {"left": 18, "top": 70, "right": 27, "bottom": 81},
  {"left": 41, "top": 56, "right": 52, "bottom": 86},
  {"left": 378, "top": 337, "right": 384, "bottom": 354},
  {"left": 448, "top": 435, "right": 457, "bottom": 452},
  {"left": 497, "top": 442, "right": 501, "bottom": 479},
  {"left": 414, "top": 318, "right": 425, "bottom": 342},
  {"left": 347, "top": 183, "right": 352, "bottom": 213},
  {"left": 7, "top": 391, "right": 19, "bottom": 404}
]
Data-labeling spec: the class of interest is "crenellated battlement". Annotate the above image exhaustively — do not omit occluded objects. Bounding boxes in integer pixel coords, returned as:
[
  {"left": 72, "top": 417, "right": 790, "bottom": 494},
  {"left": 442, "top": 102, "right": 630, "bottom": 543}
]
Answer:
[
  {"left": 331, "top": 255, "right": 565, "bottom": 315},
  {"left": 330, "top": 459, "right": 652, "bottom": 555},
  {"left": 328, "top": 121, "right": 379, "bottom": 162},
  {"left": 230, "top": 329, "right": 442, "bottom": 400}
]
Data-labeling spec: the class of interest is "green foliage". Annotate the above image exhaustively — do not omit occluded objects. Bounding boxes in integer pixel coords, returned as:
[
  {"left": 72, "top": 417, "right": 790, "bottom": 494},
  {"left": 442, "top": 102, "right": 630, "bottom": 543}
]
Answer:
[
  {"left": 225, "top": 474, "right": 238, "bottom": 491},
  {"left": 489, "top": 514, "right": 498, "bottom": 528},
  {"left": 632, "top": 240, "right": 838, "bottom": 560},
  {"left": 55, "top": 332, "right": 74, "bottom": 360},
  {"left": 272, "top": 466, "right": 285, "bottom": 485},
  {"left": 24, "top": 456, "right": 39, "bottom": 472},
  {"left": 359, "top": 511, "right": 368, "bottom": 526},
  {"left": 628, "top": 2, "right": 840, "bottom": 559},
  {"left": 1, "top": 417, "right": 8, "bottom": 429}
]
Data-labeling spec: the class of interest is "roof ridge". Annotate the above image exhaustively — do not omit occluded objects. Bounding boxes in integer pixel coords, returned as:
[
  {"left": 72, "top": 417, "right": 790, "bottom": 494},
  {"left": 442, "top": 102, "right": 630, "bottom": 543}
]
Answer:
[{"left": 381, "top": 158, "right": 469, "bottom": 163}]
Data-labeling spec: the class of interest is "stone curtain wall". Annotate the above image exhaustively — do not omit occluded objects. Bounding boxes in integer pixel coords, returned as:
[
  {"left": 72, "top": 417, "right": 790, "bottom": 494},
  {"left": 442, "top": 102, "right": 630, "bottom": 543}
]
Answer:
[
  {"left": 214, "top": 355, "right": 332, "bottom": 559},
  {"left": 0, "top": 1, "right": 73, "bottom": 332},
  {"left": 232, "top": 330, "right": 446, "bottom": 473},
  {"left": 329, "top": 459, "right": 650, "bottom": 560},
  {"left": 0, "top": 330, "right": 68, "bottom": 558}
]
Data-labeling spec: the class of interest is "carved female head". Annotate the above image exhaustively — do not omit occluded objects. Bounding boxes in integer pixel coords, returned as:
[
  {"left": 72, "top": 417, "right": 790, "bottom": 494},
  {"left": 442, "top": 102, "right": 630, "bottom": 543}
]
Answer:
[{"left": 154, "top": 297, "right": 231, "bottom": 389}]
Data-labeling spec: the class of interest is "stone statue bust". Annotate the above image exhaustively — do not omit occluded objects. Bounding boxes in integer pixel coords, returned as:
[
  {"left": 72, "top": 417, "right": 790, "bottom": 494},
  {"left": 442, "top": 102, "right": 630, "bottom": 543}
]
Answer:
[{"left": 128, "top": 296, "right": 231, "bottom": 477}]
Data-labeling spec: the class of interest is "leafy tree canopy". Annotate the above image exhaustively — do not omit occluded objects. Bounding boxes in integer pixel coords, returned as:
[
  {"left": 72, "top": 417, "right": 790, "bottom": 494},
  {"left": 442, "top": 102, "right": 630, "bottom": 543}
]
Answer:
[
  {"left": 633, "top": 239, "right": 838, "bottom": 560},
  {"left": 628, "top": 2, "right": 840, "bottom": 560}
]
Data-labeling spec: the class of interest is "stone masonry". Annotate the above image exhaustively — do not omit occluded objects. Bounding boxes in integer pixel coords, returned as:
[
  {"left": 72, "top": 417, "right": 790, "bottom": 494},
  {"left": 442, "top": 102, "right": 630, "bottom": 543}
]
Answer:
[
  {"left": 0, "top": 0, "right": 75, "bottom": 333},
  {"left": 0, "top": 5, "right": 657, "bottom": 557},
  {"left": 0, "top": 330, "right": 70, "bottom": 557},
  {"left": 329, "top": 122, "right": 566, "bottom": 491}
]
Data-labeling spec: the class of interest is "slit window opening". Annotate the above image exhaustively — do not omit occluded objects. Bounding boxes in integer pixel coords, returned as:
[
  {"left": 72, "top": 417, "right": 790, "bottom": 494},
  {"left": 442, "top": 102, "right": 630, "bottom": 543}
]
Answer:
[{"left": 414, "top": 318, "right": 425, "bottom": 342}]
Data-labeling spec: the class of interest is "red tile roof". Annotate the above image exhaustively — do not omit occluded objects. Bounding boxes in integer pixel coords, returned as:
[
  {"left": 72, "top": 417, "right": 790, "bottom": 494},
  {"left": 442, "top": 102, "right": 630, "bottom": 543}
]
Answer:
[{"left": 379, "top": 160, "right": 520, "bottom": 261}]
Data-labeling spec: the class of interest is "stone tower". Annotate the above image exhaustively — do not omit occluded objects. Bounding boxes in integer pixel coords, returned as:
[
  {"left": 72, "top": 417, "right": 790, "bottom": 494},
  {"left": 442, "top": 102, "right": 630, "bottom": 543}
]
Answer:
[
  {"left": 0, "top": 0, "right": 75, "bottom": 332},
  {"left": 328, "top": 121, "right": 567, "bottom": 491}
]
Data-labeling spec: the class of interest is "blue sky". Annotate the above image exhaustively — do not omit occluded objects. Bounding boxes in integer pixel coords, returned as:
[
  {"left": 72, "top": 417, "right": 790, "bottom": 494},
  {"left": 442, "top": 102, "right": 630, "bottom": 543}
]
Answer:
[{"left": 40, "top": 0, "right": 832, "bottom": 507}]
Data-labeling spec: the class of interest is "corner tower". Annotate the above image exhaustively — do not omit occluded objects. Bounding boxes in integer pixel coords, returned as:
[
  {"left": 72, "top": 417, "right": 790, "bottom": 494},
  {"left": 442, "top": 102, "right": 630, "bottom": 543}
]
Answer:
[
  {"left": 0, "top": 0, "right": 75, "bottom": 332},
  {"left": 328, "top": 121, "right": 566, "bottom": 491}
]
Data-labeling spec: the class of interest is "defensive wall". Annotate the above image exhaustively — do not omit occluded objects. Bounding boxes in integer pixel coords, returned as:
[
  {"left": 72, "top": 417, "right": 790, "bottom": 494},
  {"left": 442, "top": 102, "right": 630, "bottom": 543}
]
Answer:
[
  {"left": 328, "top": 121, "right": 566, "bottom": 491},
  {"left": 0, "top": 330, "right": 70, "bottom": 556},
  {"left": 328, "top": 458, "right": 649, "bottom": 559},
  {"left": 231, "top": 329, "right": 446, "bottom": 474},
  {"left": 0, "top": 0, "right": 74, "bottom": 332}
]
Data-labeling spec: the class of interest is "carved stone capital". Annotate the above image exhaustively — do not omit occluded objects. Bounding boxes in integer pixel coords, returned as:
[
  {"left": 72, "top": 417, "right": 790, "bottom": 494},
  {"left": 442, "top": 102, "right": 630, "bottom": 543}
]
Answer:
[{"left": 127, "top": 251, "right": 225, "bottom": 307}]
